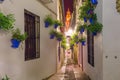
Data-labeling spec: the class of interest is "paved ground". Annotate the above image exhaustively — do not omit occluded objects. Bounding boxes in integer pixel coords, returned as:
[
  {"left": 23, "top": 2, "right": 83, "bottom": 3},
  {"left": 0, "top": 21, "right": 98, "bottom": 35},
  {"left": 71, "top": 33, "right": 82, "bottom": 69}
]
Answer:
[{"left": 48, "top": 59, "right": 90, "bottom": 80}]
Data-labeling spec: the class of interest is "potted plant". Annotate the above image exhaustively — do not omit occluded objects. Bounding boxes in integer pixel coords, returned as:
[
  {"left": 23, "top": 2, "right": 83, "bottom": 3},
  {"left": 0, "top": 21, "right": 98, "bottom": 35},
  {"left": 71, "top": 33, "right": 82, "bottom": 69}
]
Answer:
[
  {"left": 91, "top": 0, "right": 98, "bottom": 5},
  {"left": 11, "top": 28, "right": 27, "bottom": 48},
  {"left": 44, "top": 15, "right": 53, "bottom": 28},
  {"left": 79, "top": 0, "right": 96, "bottom": 23},
  {"left": 77, "top": 24, "right": 87, "bottom": 34},
  {"left": 0, "top": 12, "right": 15, "bottom": 30},
  {"left": 53, "top": 20, "right": 62, "bottom": 29},
  {"left": 71, "top": 33, "right": 79, "bottom": 44},
  {"left": 61, "top": 37, "right": 67, "bottom": 49},
  {"left": 70, "top": 40, "right": 75, "bottom": 49},
  {"left": 49, "top": 29, "right": 57, "bottom": 39},
  {"left": 89, "top": 13, "right": 97, "bottom": 24},
  {"left": 79, "top": 37, "right": 86, "bottom": 46},
  {"left": 87, "top": 22, "right": 103, "bottom": 36},
  {"left": 55, "top": 31, "right": 63, "bottom": 41},
  {"left": 2, "top": 75, "right": 10, "bottom": 80}
]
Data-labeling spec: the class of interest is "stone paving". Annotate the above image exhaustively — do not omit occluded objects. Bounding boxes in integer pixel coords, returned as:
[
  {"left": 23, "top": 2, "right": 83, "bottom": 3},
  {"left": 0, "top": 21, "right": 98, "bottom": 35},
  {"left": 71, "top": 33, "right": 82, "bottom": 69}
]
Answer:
[{"left": 48, "top": 59, "right": 90, "bottom": 80}]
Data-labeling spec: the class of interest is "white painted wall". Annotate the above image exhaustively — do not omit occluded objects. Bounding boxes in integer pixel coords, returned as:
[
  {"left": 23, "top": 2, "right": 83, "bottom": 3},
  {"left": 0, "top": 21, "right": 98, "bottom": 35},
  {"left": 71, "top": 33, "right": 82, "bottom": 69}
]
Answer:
[
  {"left": 83, "top": 0, "right": 103, "bottom": 80},
  {"left": 45, "top": 0, "right": 57, "bottom": 14},
  {"left": 103, "top": 0, "right": 120, "bottom": 80},
  {"left": 0, "top": 0, "right": 57, "bottom": 80}
]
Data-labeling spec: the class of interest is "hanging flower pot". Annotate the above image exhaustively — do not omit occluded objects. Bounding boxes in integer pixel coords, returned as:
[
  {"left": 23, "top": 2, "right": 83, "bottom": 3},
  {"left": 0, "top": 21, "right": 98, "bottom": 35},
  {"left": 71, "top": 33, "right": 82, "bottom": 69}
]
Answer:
[
  {"left": 81, "top": 41, "right": 86, "bottom": 46},
  {"left": 45, "top": 21, "right": 50, "bottom": 28},
  {"left": 0, "top": 0, "right": 4, "bottom": 3},
  {"left": 50, "top": 34, "right": 55, "bottom": 39},
  {"left": 80, "top": 27, "right": 85, "bottom": 34},
  {"left": 54, "top": 24, "right": 58, "bottom": 29},
  {"left": 84, "top": 17, "right": 87, "bottom": 22},
  {"left": 49, "top": 29, "right": 57, "bottom": 39},
  {"left": 44, "top": 15, "right": 53, "bottom": 28},
  {"left": 87, "top": 9, "right": 93, "bottom": 14},
  {"left": 92, "top": 31, "right": 97, "bottom": 36},
  {"left": 79, "top": 37, "right": 86, "bottom": 46},
  {"left": 56, "top": 31, "right": 63, "bottom": 41},
  {"left": 11, "top": 39, "right": 21, "bottom": 48},
  {"left": 57, "top": 38, "right": 62, "bottom": 41},
  {"left": 11, "top": 28, "right": 28, "bottom": 48},
  {"left": 53, "top": 20, "right": 62, "bottom": 29},
  {"left": 89, "top": 18, "right": 94, "bottom": 24},
  {"left": 91, "top": 0, "right": 98, "bottom": 5}
]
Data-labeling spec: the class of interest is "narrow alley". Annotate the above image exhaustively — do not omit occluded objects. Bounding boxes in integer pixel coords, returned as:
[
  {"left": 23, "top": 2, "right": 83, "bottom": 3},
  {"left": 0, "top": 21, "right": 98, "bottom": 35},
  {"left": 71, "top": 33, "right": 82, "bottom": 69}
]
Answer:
[
  {"left": 1, "top": 0, "right": 120, "bottom": 80},
  {"left": 48, "top": 58, "right": 90, "bottom": 80}
]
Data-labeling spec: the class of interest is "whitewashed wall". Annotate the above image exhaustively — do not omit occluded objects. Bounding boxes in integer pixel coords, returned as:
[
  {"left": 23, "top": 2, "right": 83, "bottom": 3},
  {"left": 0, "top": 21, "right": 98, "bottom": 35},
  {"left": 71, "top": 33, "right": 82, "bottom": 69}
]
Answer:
[
  {"left": 0, "top": 0, "right": 57, "bottom": 80},
  {"left": 83, "top": 0, "right": 103, "bottom": 80},
  {"left": 103, "top": 0, "right": 120, "bottom": 80}
]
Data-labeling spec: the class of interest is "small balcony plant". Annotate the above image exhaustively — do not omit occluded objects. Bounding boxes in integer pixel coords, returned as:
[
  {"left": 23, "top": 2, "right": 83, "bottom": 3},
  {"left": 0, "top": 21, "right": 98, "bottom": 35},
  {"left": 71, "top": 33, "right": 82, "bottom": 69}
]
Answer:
[
  {"left": 11, "top": 28, "right": 27, "bottom": 48},
  {"left": 77, "top": 24, "right": 87, "bottom": 34},
  {"left": 2, "top": 75, "right": 10, "bottom": 80},
  {"left": 87, "top": 22, "right": 103, "bottom": 36},
  {"left": 49, "top": 29, "right": 57, "bottom": 39},
  {"left": 79, "top": 37, "right": 86, "bottom": 46},
  {"left": 0, "top": 12, "right": 15, "bottom": 30},
  {"left": 44, "top": 15, "right": 53, "bottom": 28},
  {"left": 61, "top": 37, "right": 67, "bottom": 49},
  {"left": 53, "top": 20, "right": 62, "bottom": 29},
  {"left": 71, "top": 33, "right": 79, "bottom": 44},
  {"left": 55, "top": 31, "right": 63, "bottom": 41}
]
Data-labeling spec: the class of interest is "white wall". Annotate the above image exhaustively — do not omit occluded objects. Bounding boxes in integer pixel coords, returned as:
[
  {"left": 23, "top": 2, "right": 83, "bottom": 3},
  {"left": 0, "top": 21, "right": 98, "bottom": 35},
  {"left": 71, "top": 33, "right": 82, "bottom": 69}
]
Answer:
[
  {"left": 83, "top": 0, "right": 103, "bottom": 80},
  {"left": 45, "top": 0, "right": 57, "bottom": 14},
  {"left": 0, "top": 0, "right": 57, "bottom": 80},
  {"left": 103, "top": 0, "right": 120, "bottom": 80}
]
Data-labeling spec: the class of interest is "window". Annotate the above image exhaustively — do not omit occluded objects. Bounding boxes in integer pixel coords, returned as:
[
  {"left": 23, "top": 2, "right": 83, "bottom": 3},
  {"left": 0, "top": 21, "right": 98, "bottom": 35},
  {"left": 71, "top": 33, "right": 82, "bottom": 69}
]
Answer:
[
  {"left": 87, "top": 31, "right": 94, "bottom": 67},
  {"left": 24, "top": 9, "right": 40, "bottom": 61}
]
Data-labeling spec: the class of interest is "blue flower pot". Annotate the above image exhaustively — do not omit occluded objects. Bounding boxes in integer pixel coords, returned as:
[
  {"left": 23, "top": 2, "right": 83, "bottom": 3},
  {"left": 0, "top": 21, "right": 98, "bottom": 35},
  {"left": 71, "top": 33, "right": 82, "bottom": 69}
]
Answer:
[
  {"left": 11, "top": 39, "right": 21, "bottom": 48},
  {"left": 89, "top": 18, "right": 94, "bottom": 24},
  {"left": 91, "top": 0, "right": 98, "bottom": 5},
  {"left": 92, "top": 32, "right": 97, "bottom": 36},
  {"left": 80, "top": 28, "right": 85, "bottom": 34},
  {"left": 87, "top": 9, "right": 93, "bottom": 14},
  {"left": 0, "top": 0, "right": 4, "bottom": 3},
  {"left": 45, "top": 21, "right": 50, "bottom": 28},
  {"left": 87, "top": 9, "right": 91, "bottom": 14},
  {"left": 81, "top": 41, "right": 85, "bottom": 46},
  {"left": 76, "top": 41, "right": 79, "bottom": 44},
  {"left": 50, "top": 34, "right": 55, "bottom": 39},
  {"left": 84, "top": 17, "right": 87, "bottom": 23},
  {"left": 57, "top": 38, "right": 62, "bottom": 41},
  {"left": 54, "top": 24, "right": 58, "bottom": 29}
]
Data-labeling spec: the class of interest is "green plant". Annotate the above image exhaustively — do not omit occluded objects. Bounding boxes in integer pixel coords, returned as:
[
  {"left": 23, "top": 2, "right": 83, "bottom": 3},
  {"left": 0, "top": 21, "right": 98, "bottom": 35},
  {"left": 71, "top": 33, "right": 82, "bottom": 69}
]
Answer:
[
  {"left": 79, "top": 0, "right": 96, "bottom": 20},
  {"left": 55, "top": 31, "right": 63, "bottom": 41},
  {"left": 44, "top": 15, "right": 53, "bottom": 25},
  {"left": 2, "top": 75, "right": 10, "bottom": 80},
  {"left": 49, "top": 29, "right": 57, "bottom": 35},
  {"left": 12, "top": 28, "right": 27, "bottom": 41},
  {"left": 77, "top": 24, "right": 87, "bottom": 32},
  {"left": 54, "top": 20, "right": 62, "bottom": 26},
  {"left": 79, "top": 37, "right": 86, "bottom": 42},
  {"left": 0, "top": 12, "right": 15, "bottom": 30},
  {"left": 61, "top": 37, "right": 67, "bottom": 49},
  {"left": 71, "top": 33, "right": 79, "bottom": 43},
  {"left": 87, "top": 22, "right": 103, "bottom": 33}
]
